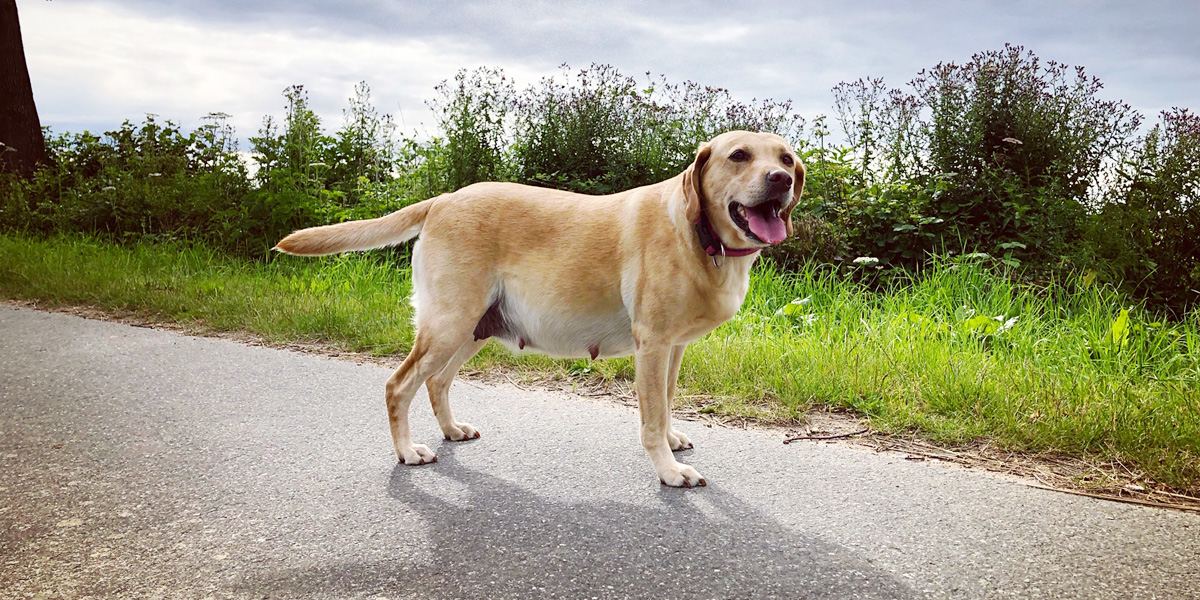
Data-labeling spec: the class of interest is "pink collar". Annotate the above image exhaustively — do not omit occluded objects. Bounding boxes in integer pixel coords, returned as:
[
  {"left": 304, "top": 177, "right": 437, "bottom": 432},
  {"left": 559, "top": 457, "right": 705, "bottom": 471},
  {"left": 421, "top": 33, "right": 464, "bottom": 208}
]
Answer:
[{"left": 694, "top": 212, "right": 760, "bottom": 264}]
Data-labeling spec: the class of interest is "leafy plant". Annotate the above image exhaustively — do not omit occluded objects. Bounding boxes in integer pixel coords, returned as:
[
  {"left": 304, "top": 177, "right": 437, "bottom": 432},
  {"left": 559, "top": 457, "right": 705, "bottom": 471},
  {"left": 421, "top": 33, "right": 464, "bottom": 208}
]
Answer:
[
  {"left": 507, "top": 64, "right": 805, "bottom": 195},
  {"left": 1086, "top": 108, "right": 1200, "bottom": 315},
  {"left": 429, "top": 67, "right": 514, "bottom": 190},
  {"left": 826, "top": 45, "right": 1142, "bottom": 268}
]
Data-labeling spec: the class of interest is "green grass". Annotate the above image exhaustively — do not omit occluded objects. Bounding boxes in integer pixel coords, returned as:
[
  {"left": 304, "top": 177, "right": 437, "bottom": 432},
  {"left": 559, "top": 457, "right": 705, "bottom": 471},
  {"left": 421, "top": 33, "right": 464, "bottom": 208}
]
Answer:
[{"left": 2, "top": 232, "right": 1197, "bottom": 491}]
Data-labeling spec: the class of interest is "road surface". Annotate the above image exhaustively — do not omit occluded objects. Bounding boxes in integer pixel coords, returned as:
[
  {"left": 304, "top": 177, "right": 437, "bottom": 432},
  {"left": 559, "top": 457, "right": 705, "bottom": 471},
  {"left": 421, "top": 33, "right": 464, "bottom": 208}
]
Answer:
[{"left": 1, "top": 305, "right": 1197, "bottom": 599}]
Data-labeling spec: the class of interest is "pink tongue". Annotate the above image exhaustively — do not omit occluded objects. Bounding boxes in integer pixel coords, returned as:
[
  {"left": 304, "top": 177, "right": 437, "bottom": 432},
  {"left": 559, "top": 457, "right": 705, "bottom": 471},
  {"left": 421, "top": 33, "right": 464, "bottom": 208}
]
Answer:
[{"left": 745, "top": 204, "right": 787, "bottom": 244}]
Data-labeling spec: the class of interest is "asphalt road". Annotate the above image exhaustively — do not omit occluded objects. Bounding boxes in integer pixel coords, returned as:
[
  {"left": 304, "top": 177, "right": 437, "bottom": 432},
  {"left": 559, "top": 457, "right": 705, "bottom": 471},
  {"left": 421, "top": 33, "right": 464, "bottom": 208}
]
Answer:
[{"left": 1, "top": 305, "right": 1197, "bottom": 599}]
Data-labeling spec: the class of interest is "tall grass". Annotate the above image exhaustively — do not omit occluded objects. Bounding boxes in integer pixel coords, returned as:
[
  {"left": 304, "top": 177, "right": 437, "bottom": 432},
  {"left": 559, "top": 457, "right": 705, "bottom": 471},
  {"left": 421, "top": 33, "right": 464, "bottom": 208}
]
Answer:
[
  {"left": 1, "top": 233, "right": 1196, "bottom": 490},
  {"left": 688, "top": 259, "right": 1199, "bottom": 488},
  {"left": 0, "top": 234, "right": 416, "bottom": 353}
]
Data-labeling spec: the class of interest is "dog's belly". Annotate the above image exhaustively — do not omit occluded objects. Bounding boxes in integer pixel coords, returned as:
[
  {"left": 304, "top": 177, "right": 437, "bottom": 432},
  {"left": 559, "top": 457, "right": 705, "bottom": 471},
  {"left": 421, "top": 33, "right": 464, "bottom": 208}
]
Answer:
[{"left": 474, "top": 287, "right": 635, "bottom": 359}]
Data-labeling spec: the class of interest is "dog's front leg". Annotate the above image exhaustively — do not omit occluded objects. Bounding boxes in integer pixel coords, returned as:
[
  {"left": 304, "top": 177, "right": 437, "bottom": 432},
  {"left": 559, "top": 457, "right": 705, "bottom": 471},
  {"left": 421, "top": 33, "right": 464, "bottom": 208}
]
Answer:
[
  {"left": 665, "top": 343, "right": 693, "bottom": 452},
  {"left": 636, "top": 341, "right": 706, "bottom": 488}
]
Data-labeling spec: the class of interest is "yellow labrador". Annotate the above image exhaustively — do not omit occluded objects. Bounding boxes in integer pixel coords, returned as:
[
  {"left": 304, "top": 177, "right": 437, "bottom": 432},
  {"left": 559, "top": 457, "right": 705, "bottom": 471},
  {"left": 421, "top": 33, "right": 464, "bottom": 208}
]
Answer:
[{"left": 275, "top": 130, "right": 804, "bottom": 487}]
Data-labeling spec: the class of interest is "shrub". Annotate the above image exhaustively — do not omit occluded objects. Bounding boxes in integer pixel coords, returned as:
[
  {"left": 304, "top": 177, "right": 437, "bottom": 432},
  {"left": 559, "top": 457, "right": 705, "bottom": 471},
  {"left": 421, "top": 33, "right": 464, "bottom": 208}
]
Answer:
[
  {"left": 826, "top": 45, "right": 1141, "bottom": 267},
  {"left": 428, "top": 68, "right": 514, "bottom": 190},
  {"left": 788, "top": 113, "right": 947, "bottom": 269},
  {"left": 1086, "top": 108, "right": 1200, "bottom": 314},
  {"left": 511, "top": 64, "right": 805, "bottom": 195},
  {"left": 913, "top": 46, "right": 1140, "bottom": 261},
  {"left": 511, "top": 64, "right": 676, "bottom": 194},
  {"left": 0, "top": 115, "right": 250, "bottom": 244},
  {"left": 242, "top": 83, "right": 419, "bottom": 252},
  {"left": 431, "top": 64, "right": 806, "bottom": 195},
  {"left": 329, "top": 82, "right": 400, "bottom": 194}
]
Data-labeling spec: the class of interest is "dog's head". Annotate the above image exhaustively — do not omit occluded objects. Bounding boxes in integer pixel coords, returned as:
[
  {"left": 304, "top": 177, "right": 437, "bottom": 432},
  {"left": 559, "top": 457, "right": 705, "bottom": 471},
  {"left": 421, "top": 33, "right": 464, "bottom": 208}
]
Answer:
[{"left": 683, "top": 131, "right": 805, "bottom": 248}]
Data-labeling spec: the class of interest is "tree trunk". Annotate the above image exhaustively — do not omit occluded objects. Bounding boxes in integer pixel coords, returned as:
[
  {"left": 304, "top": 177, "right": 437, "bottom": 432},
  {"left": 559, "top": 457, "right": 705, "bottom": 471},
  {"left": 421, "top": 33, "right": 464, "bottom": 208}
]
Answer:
[{"left": 0, "top": 0, "right": 49, "bottom": 177}]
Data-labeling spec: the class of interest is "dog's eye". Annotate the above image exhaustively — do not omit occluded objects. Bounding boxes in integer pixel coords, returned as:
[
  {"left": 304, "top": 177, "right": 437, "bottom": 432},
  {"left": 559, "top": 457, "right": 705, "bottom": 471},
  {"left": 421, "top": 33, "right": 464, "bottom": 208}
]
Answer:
[
  {"left": 780, "top": 154, "right": 794, "bottom": 167},
  {"left": 729, "top": 149, "right": 749, "bottom": 162}
]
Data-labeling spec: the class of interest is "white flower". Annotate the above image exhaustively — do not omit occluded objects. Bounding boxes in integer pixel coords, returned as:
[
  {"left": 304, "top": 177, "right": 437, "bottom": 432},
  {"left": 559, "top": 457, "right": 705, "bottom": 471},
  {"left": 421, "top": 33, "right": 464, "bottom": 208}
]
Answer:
[{"left": 853, "top": 256, "right": 879, "bottom": 266}]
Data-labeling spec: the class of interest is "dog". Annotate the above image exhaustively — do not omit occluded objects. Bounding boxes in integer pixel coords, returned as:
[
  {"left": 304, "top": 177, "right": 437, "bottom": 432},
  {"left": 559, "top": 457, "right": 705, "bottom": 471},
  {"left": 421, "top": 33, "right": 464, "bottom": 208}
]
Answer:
[{"left": 274, "top": 130, "right": 804, "bottom": 487}]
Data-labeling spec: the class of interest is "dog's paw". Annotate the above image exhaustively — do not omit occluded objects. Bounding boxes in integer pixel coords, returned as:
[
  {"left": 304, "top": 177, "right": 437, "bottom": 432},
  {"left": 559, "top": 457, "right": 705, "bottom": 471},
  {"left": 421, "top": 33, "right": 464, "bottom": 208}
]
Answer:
[
  {"left": 398, "top": 443, "right": 438, "bottom": 466},
  {"left": 442, "top": 421, "right": 481, "bottom": 442},
  {"left": 667, "top": 428, "right": 693, "bottom": 451},
  {"left": 658, "top": 462, "right": 707, "bottom": 488}
]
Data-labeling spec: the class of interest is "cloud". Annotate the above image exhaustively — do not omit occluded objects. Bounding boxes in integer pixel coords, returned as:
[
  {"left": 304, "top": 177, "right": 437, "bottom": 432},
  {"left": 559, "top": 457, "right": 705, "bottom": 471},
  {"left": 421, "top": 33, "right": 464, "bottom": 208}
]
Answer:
[
  {"left": 16, "top": 0, "right": 1200, "bottom": 144},
  {"left": 19, "top": 1, "right": 549, "bottom": 140}
]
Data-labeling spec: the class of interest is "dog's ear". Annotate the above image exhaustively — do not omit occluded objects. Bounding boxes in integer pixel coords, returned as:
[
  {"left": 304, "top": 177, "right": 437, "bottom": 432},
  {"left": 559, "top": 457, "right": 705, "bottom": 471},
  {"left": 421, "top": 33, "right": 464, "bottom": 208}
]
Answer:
[
  {"left": 782, "top": 158, "right": 806, "bottom": 236},
  {"left": 683, "top": 142, "right": 712, "bottom": 224}
]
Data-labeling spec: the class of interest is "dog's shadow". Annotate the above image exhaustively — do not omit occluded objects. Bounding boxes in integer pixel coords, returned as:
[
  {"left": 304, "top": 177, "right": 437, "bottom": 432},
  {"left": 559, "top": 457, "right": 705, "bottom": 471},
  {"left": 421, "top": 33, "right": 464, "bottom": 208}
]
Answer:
[{"left": 238, "top": 442, "right": 913, "bottom": 599}]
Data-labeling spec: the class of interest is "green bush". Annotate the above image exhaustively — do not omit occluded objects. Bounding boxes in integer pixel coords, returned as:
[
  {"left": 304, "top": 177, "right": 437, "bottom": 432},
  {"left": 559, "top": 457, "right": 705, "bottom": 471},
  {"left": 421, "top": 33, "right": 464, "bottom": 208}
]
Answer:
[
  {"left": 0, "top": 83, "right": 422, "bottom": 256},
  {"left": 510, "top": 65, "right": 804, "bottom": 194},
  {"left": 825, "top": 45, "right": 1141, "bottom": 267},
  {"left": 429, "top": 64, "right": 806, "bottom": 195},
  {"left": 429, "top": 67, "right": 514, "bottom": 190},
  {"left": 913, "top": 47, "right": 1140, "bottom": 262},
  {"left": 1086, "top": 108, "right": 1200, "bottom": 314},
  {"left": 0, "top": 115, "right": 249, "bottom": 244}
]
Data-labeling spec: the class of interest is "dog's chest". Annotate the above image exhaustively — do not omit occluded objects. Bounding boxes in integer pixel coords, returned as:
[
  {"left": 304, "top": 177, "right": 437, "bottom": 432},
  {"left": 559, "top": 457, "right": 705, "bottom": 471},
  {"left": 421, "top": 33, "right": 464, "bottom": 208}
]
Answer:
[{"left": 677, "top": 280, "right": 750, "bottom": 342}]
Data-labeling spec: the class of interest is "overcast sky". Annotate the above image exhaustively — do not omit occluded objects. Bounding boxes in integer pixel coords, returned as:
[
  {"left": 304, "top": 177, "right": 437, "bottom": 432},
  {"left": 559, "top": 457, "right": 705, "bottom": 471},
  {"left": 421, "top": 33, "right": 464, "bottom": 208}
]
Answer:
[{"left": 17, "top": 0, "right": 1200, "bottom": 145}]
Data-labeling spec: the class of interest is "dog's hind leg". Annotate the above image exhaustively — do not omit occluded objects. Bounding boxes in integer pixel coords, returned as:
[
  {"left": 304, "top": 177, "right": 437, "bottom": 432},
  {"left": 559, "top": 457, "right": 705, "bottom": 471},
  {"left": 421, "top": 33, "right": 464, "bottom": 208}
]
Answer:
[
  {"left": 426, "top": 338, "right": 488, "bottom": 441},
  {"left": 386, "top": 327, "right": 474, "bottom": 465}
]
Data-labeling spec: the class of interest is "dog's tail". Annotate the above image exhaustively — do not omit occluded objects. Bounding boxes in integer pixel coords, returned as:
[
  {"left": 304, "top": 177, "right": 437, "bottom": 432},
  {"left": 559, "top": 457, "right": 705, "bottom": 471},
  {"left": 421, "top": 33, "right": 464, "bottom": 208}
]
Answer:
[{"left": 273, "top": 196, "right": 438, "bottom": 256}]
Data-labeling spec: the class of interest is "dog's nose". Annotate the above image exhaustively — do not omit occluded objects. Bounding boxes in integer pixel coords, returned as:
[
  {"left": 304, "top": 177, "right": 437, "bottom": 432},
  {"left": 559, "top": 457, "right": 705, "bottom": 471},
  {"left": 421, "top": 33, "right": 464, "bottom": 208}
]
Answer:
[{"left": 766, "top": 169, "right": 793, "bottom": 190}]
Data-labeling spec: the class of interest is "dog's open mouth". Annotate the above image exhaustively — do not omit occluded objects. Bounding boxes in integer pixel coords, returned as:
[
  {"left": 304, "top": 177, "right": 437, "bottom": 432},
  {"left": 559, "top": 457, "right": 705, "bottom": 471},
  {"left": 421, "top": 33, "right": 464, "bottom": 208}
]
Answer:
[{"left": 729, "top": 200, "right": 787, "bottom": 245}]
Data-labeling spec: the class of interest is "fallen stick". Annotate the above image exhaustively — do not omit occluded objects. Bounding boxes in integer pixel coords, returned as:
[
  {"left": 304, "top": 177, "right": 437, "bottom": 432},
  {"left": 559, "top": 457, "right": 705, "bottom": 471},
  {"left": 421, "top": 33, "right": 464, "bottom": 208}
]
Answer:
[
  {"left": 887, "top": 447, "right": 970, "bottom": 464},
  {"left": 783, "top": 428, "right": 869, "bottom": 444},
  {"left": 502, "top": 372, "right": 528, "bottom": 391},
  {"left": 1025, "top": 483, "right": 1200, "bottom": 514},
  {"left": 1155, "top": 489, "right": 1200, "bottom": 503}
]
